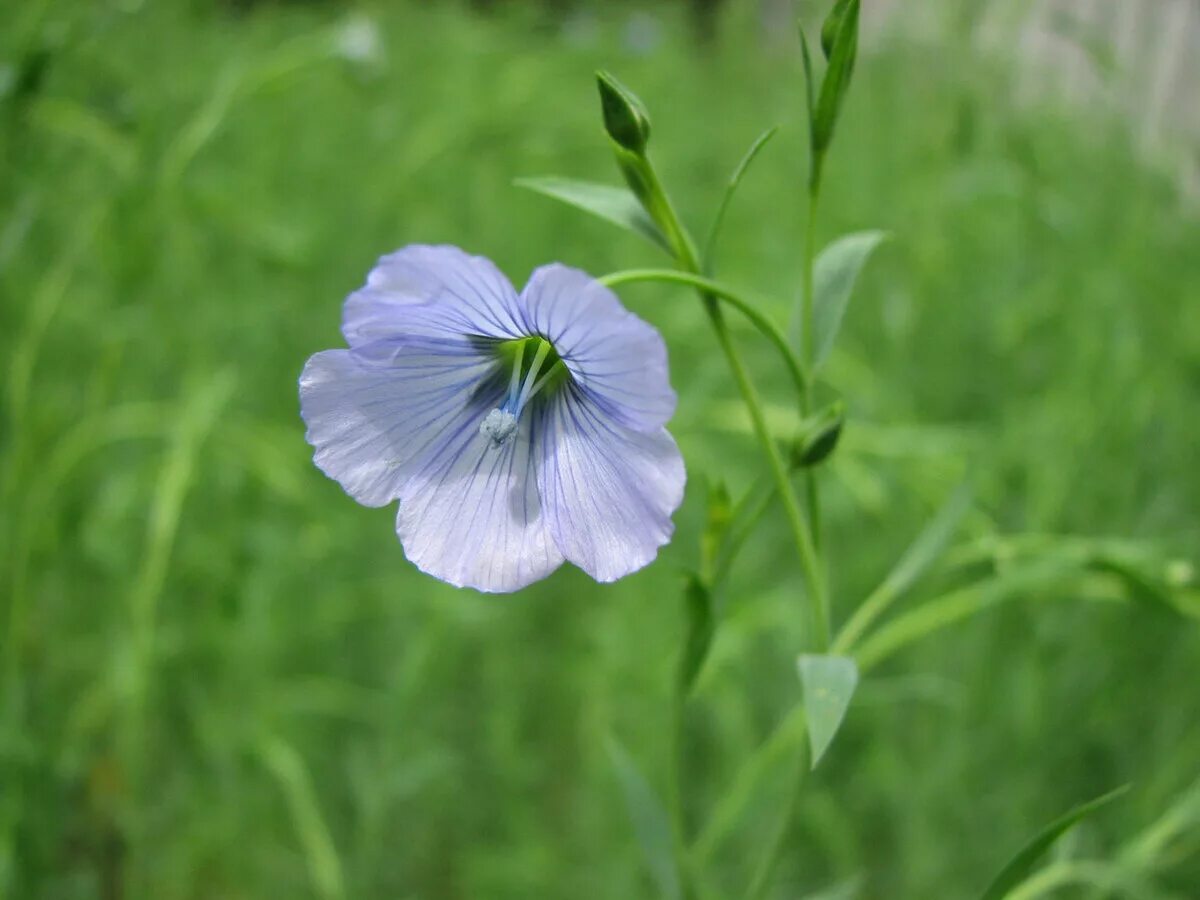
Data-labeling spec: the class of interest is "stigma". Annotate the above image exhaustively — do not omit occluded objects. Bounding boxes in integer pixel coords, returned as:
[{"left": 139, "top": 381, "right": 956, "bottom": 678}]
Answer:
[{"left": 479, "top": 335, "right": 564, "bottom": 448}]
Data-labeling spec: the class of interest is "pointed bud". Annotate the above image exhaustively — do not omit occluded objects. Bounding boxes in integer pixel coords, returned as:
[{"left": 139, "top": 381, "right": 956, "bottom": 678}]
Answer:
[
  {"left": 596, "top": 70, "right": 651, "bottom": 155},
  {"left": 820, "top": 0, "right": 854, "bottom": 59},
  {"left": 792, "top": 401, "right": 845, "bottom": 468}
]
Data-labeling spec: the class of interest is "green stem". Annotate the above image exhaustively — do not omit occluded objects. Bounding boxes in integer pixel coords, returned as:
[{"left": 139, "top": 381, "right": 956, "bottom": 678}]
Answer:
[
  {"left": 598, "top": 269, "right": 809, "bottom": 402},
  {"left": 800, "top": 189, "right": 824, "bottom": 558},
  {"left": 668, "top": 674, "right": 698, "bottom": 900},
  {"left": 743, "top": 753, "right": 806, "bottom": 900},
  {"left": 628, "top": 153, "right": 829, "bottom": 649}
]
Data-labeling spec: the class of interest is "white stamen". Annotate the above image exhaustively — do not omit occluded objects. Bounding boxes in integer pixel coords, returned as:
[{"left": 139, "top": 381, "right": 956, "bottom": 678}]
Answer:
[{"left": 480, "top": 409, "right": 519, "bottom": 447}]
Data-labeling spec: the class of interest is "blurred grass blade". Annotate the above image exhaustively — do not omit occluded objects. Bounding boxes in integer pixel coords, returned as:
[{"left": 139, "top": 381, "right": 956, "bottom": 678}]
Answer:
[
  {"left": 693, "top": 704, "right": 806, "bottom": 863},
  {"left": 515, "top": 176, "right": 670, "bottom": 252},
  {"left": 801, "top": 230, "right": 888, "bottom": 372},
  {"left": 834, "top": 481, "right": 972, "bottom": 654},
  {"left": 797, "top": 655, "right": 858, "bottom": 768},
  {"left": 258, "top": 735, "right": 346, "bottom": 900},
  {"left": 703, "top": 125, "right": 779, "bottom": 269},
  {"left": 678, "top": 576, "right": 716, "bottom": 696},
  {"left": 28, "top": 98, "right": 137, "bottom": 179},
  {"left": 799, "top": 28, "right": 816, "bottom": 140},
  {"left": 855, "top": 558, "right": 1084, "bottom": 674},
  {"left": 605, "top": 736, "right": 679, "bottom": 900},
  {"left": 980, "top": 785, "right": 1130, "bottom": 900}
]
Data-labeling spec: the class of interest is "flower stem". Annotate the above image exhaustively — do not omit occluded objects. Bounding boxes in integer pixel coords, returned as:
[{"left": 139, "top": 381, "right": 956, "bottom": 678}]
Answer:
[
  {"left": 598, "top": 269, "right": 809, "bottom": 401},
  {"left": 636, "top": 152, "right": 830, "bottom": 650},
  {"left": 799, "top": 185, "right": 828, "bottom": 606}
]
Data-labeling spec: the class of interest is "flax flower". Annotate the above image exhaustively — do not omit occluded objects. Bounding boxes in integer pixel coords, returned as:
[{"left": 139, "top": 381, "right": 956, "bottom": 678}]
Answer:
[{"left": 300, "top": 245, "right": 685, "bottom": 592}]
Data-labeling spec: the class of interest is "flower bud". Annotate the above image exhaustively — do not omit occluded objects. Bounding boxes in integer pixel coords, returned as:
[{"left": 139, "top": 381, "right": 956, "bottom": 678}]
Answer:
[
  {"left": 596, "top": 70, "right": 651, "bottom": 155},
  {"left": 792, "top": 401, "right": 845, "bottom": 468}
]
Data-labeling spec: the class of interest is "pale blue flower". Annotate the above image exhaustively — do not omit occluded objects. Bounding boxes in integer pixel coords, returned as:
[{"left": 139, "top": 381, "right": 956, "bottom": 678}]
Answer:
[{"left": 299, "top": 245, "right": 686, "bottom": 593}]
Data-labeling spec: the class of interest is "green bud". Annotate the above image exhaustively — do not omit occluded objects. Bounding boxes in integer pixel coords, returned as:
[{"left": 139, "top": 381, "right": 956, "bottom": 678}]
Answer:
[
  {"left": 820, "top": 0, "right": 855, "bottom": 59},
  {"left": 812, "top": 0, "right": 860, "bottom": 161},
  {"left": 792, "top": 401, "right": 845, "bottom": 468},
  {"left": 596, "top": 70, "right": 651, "bottom": 155}
]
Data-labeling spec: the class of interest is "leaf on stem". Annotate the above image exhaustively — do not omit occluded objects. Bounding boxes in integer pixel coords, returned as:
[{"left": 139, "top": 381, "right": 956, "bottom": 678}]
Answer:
[
  {"left": 678, "top": 575, "right": 716, "bottom": 696},
  {"left": 800, "top": 230, "right": 888, "bottom": 371},
  {"left": 812, "top": 0, "right": 861, "bottom": 160},
  {"left": 704, "top": 125, "right": 780, "bottom": 269},
  {"left": 692, "top": 704, "right": 807, "bottom": 864},
  {"left": 515, "top": 176, "right": 670, "bottom": 253},
  {"left": 797, "top": 654, "right": 858, "bottom": 768},
  {"left": 979, "top": 785, "right": 1131, "bottom": 900},
  {"left": 606, "top": 736, "right": 681, "bottom": 900}
]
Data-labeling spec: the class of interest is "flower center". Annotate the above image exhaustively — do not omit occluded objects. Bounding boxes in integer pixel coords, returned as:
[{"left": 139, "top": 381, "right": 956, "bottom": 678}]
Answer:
[{"left": 480, "top": 336, "right": 567, "bottom": 447}]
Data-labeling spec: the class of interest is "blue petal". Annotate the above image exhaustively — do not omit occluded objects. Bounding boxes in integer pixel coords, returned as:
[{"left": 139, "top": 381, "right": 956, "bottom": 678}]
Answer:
[
  {"left": 299, "top": 347, "right": 499, "bottom": 507},
  {"left": 535, "top": 387, "right": 686, "bottom": 583},
  {"left": 520, "top": 264, "right": 676, "bottom": 431},
  {"left": 397, "top": 396, "right": 565, "bottom": 593},
  {"left": 343, "top": 245, "right": 528, "bottom": 351}
]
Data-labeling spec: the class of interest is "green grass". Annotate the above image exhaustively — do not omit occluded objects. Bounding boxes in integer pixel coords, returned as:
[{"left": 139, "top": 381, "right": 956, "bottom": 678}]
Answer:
[{"left": 2, "top": 1, "right": 1199, "bottom": 898}]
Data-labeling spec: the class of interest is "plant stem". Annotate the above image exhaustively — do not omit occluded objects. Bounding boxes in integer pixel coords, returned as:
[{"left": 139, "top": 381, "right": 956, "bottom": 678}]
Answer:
[
  {"left": 800, "top": 188, "right": 824, "bottom": 557},
  {"left": 598, "top": 269, "right": 809, "bottom": 401},
  {"left": 632, "top": 151, "right": 830, "bottom": 648}
]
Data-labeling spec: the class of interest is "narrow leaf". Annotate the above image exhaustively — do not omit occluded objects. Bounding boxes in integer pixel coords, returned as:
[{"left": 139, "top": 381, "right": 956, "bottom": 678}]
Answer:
[
  {"left": 820, "top": 0, "right": 856, "bottom": 59},
  {"left": 606, "top": 736, "right": 680, "bottom": 900},
  {"left": 515, "top": 176, "right": 669, "bottom": 253},
  {"left": 812, "top": 0, "right": 860, "bottom": 159},
  {"left": 980, "top": 785, "right": 1131, "bottom": 900},
  {"left": 835, "top": 482, "right": 974, "bottom": 655},
  {"left": 693, "top": 703, "right": 807, "bottom": 863},
  {"left": 797, "top": 654, "right": 858, "bottom": 768},
  {"left": 805, "top": 229, "right": 888, "bottom": 371},
  {"left": 678, "top": 575, "right": 715, "bottom": 695},
  {"left": 881, "top": 482, "right": 974, "bottom": 602},
  {"left": 703, "top": 126, "right": 779, "bottom": 268}
]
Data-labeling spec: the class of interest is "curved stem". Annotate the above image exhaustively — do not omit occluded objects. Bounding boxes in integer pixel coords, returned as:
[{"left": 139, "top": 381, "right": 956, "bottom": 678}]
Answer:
[
  {"left": 599, "top": 269, "right": 809, "bottom": 402},
  {"left": 623, "top": 150, "right": 830, "bottom": 649},
  {"left": 853, "top": 559, "right": 1083, "bottom": 673}
]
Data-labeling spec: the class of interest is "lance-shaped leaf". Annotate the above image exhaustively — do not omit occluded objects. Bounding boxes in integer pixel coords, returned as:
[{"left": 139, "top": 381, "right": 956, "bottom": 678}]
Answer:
[
  {"left": 812, "top": 0, "right": 860, "bottom": 160},
  {"left": 606, "top": 736, "right": 680, "bottom": 900},
  {"left": 678, "top": 575, "right": 716, "bottom": 695},
  {"left": 797, "top": 654, "right": 858, "bottom": 768},
  {"left": 703, "top": 125, "right": 779, "bottom": 268},
  {"left": 800, "top": 230, "right": 888, "bottom": 371},
  {"left": 515, "top": 176, "right": 670, "bottom": 253},
  {"left": 980, "top": 785, "right": 1130, "bottom": 900}
]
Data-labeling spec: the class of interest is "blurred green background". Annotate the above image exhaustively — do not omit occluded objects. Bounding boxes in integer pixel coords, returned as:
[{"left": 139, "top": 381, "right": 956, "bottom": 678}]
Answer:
[{"left": 2, "top": 0, "right": 1199, "bottom": 898}]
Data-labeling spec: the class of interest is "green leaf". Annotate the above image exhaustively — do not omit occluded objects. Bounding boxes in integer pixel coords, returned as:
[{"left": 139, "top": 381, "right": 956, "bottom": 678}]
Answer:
[
  {"left": 834, "top": 482, "right": 974, "bottom": 655},
  {"left": 677, "top": 575, "right": 715, "bottom": 695},
  {"left": 812, "top": 0, "right": 860, "bottom": 162},
  {"left": 880, "top": 481, "right": 974, "bottom": 603},
  {"left": 798, "top": 27, "right": 816, "bottom": 136},
  {"left": 515, "top": 176, "right": 669, "bottom": 253},
  {"left": 980, "top": 785, "right": 1131, "bottom": 900},
  {"left": 703, "top": 125, "right": 779, "bottom": 269},
  {"left": 606, "top": 736, "right": 680, "bottom": 900},
  {"left": 805, "top": 230, "right": 888, "bottom": 371},
  {"left": 820, "top": 0, "right": 857, "bottom": 59},
  {"left": 693, "top": 703, "right": 807, "bottom": 864},
  {"left": 699, "top": 479, "right": 733, "bottom": 584},
  {"left": 797, "top": 654, "right": 858, "bottom": 768}
]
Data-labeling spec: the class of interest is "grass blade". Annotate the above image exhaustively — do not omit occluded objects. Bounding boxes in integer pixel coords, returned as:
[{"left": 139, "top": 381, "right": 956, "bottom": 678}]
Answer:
[
  {"left": 979, "top": 785, "right": 1130, "bottom": 900},
  {"left": 606, "top": 735, "right": 680, "bottom": 900}
]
